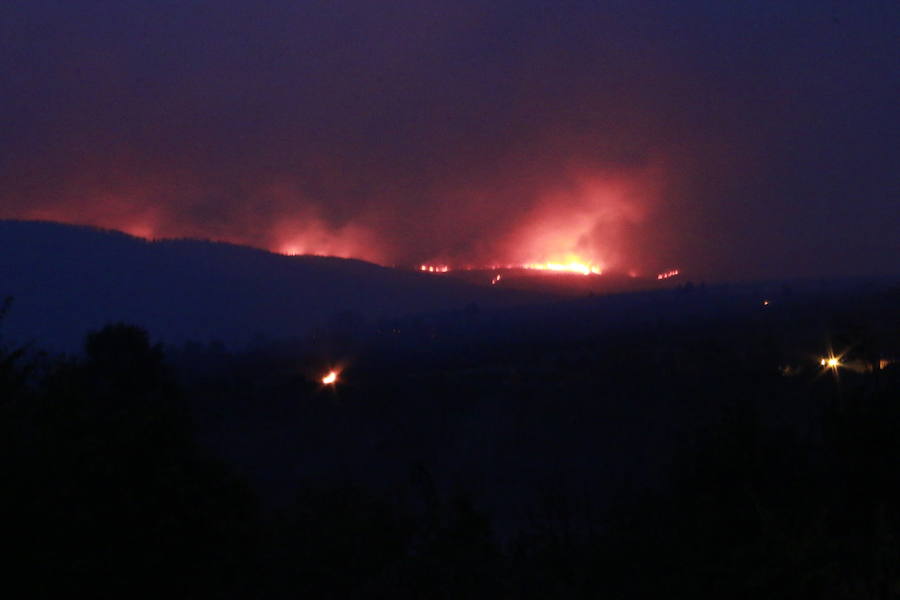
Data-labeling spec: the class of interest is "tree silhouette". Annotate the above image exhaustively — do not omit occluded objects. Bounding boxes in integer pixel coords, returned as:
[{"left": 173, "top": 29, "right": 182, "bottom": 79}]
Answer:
[{"left": 2, "top": 323, "right": 259, "bottom": 597}]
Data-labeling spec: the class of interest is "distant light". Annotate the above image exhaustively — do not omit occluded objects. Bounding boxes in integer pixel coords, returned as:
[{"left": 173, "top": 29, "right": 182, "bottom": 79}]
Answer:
[
  {"left": 763, "top": 299, "right": 770, "bottom": 306},
  {"left": 321, "top": 370, "right": 338, "bottom": 385},
  {"left": 820, "top": 356, "right": 841, "bottom": 369}
]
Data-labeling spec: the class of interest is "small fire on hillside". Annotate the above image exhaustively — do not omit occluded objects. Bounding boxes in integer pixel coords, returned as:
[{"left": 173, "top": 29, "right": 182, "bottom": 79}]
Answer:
[
  {"left": 416, "top": 260, "right": 684, "bottom": 294},
  {"left": 657, "top": 269, "right": 680, "bottom": 280}
]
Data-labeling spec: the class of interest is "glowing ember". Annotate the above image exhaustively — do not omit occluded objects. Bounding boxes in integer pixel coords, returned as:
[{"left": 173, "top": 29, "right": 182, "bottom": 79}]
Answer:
[
  {"left": 491, "top": 273, "right": 502, "bottom": 285},
  {"left": 321, "top": 370, "right": 338, "bottom": 385},
  {"left": 657, "top": 269, "right": 679, "bottom": 280}
]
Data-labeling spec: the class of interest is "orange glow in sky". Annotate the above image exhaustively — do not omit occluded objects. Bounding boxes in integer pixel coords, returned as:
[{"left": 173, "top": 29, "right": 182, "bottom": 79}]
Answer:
[{"left": 8, "top": 168, "right": 664, "bottom": 279}]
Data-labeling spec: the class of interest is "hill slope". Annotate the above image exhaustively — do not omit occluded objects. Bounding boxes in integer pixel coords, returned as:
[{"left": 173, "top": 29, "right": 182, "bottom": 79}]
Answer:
[{"left": 0, "top": 221, "right": 542, "bottom": 351}]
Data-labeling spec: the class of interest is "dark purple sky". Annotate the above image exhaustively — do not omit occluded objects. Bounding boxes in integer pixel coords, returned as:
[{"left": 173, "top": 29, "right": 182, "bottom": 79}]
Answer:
[{"left": 1, "top": 0, "right": 897, "bottom": 279}]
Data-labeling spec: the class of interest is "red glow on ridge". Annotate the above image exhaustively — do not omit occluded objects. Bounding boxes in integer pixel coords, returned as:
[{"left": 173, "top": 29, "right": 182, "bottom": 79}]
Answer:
[{"left": 3, "top": 164, "right": 669, "bottom": 277}]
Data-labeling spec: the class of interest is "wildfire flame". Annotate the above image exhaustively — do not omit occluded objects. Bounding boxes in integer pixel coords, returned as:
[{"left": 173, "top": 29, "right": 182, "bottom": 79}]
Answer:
[
  {"left": 657, "top": 269, "right": 679, "bottom": 280},
  {"left": 419, "top": 264, "right": 450, "bottom": 273},
  {"left": 522, "top": 261, "right": 602, "bottom": 275},
  {"left": 321, "top": 370, "right": 338, "bottom": 385}
]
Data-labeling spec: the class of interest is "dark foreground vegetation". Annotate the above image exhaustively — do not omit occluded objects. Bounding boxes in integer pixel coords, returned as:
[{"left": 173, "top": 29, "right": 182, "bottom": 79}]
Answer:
[{"left": 1, "top": 283, "right": 899, "bottom": 598}]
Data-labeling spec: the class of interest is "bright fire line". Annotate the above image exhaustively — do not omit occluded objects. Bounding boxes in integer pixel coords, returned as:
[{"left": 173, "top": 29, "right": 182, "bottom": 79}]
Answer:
[
  {"left": 522, "top": 261, "right": 602, "bottom": 275},
  {"left": 419, "top": 261, "right": 604, "bottom": 276}
]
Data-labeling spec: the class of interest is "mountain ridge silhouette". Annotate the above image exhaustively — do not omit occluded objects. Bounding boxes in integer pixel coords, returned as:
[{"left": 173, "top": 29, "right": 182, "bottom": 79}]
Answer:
[{"left": 0, "top": 220, "right": 541, "bottom": 351}]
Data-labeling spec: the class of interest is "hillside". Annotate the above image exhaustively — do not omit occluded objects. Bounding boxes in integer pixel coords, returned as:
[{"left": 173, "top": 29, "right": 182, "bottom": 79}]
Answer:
[{"left": 0, "top": 220, "right": 544, "bottom": 351}]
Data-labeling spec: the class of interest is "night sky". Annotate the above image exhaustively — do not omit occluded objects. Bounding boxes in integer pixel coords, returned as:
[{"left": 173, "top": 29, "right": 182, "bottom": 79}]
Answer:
[{"left": 1, "top": 0, "right": 897, "bottom": 280}]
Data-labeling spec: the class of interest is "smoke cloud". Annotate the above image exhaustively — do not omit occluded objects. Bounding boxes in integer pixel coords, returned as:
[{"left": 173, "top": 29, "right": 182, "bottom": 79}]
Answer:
[{"left": 1, "top": 1, "right": 897, "bottom": 279}]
